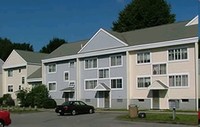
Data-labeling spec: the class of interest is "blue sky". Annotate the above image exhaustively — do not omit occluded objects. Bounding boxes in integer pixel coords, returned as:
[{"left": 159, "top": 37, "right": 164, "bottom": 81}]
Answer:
[{"left": 0, "top": 0, "right": 199, "bottom": 51}]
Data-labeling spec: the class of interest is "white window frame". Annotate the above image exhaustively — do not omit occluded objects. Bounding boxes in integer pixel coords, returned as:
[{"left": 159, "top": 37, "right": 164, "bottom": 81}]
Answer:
[
  {"left": 110, "top": 55, "right": 122, "bottom": 67},
  {"left": 168, "top": 47, "right": 189, "bottom": 62},
  {"left": 69, "top": 81, "right": 75, "bottom": 87},
  {"left": 152, "top": 63, "right": 167, "bottom": 75},
  {"left": 64, "top": 71, "right": 69, "bottom": 81},
  {"left": 8, "top": 70, "right": 13, "bottom": 77},
  {"left": 8, "top": 85, "right": 13, "bottom": 92},
  {"left": 168, "top": 73, "right": 189, "bottom": 88},
  {"left": 137, "top": 76, "right": 151, "bottom": 89},
  {"left": 84, "top": 58, "right": 98, "bottom": 70},
  {"left": 69, "top": 61, "right": 75, "bottom": 68},
  {"left": 98, "top": 68, "right": 109, "bottom": 79},
  {"left": 137, "top": 52, "right": 151, "bottom": 64},
  {"left": 48, "top": 64, "right": 57, "bottom": 73},
  {"left": 110, "top": 77, "right": 123, "bottom": 90},
  {"left": 84, "top": 79, "right": 98, "bottom": 90},
  {"left": 21, "top": 76, "right": 25, "bottom": 84},
  {"left": 48, "top": 81, "right": 57, "bottom": 92}
]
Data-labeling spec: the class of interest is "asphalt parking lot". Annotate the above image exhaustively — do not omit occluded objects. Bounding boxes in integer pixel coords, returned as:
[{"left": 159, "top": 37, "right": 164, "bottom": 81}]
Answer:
[{"left": 9, "top": 111, "right": 195, "bottom": 127}]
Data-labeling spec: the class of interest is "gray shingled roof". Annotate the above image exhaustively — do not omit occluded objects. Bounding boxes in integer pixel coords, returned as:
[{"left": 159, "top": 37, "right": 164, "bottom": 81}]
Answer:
[
  {"left": 27, "top": 67, "right": 42, "bottom": 79},
  {"left": 45, "top": 40, "right": 88, "bottom": 59},
  {"left": 15, "top": 50, "right": 48, "bottom": 64},
  {"left": 109, "top": 21, "right": 198, "bottom": 46},
  {"left": 45, "top": 20, "right": 198, "bottom": 59}
]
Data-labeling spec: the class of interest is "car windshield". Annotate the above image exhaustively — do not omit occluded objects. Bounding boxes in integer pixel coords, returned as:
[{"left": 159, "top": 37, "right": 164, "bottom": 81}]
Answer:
[{"left": 62, "top": 101, "right": 73, "bottom": 106}]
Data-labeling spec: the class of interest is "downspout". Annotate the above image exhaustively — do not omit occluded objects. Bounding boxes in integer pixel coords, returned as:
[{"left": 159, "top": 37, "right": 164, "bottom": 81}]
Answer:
[
  {"left": 126, "top": 51, "right": 130, "bottom": 110},
  {"left": 195, "top": 42, "right": 199, "bottom": 111}
]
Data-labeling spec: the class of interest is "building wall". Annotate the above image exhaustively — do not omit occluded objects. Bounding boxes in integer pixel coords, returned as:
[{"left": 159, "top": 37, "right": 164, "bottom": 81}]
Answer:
[
  {"left": 129, "top": 44, "right": 196, "bottom": 110},
  {"left": 3, "top": 66, "right": 27, "bottom": 99},
  {"left": 45, "top": 60, "right": 77, "bottom": 104},
  {"left": 79, "top": 53, "right": 127, "bottom": 108}
]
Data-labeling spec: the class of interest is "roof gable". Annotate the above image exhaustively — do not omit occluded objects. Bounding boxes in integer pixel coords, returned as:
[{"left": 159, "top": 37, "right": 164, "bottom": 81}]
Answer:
[
  {"left": 3, "top": 50, "right": 26, "bottom": 69},
  {"left": 186, "top": 15, "right": 198, "bottom": 26},
  {"left": 78, "top": 28, "right": 128, "bottom": 53}
]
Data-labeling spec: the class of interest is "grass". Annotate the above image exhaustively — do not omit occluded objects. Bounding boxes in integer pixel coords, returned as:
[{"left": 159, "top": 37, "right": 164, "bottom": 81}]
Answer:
[{"left": 117, "top": 113, "right": 198, "bottom": 125}]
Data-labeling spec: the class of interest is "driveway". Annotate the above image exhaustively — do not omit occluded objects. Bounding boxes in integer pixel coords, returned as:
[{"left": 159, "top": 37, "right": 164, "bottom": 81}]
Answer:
[{"left": 9, "top": 111, "right": 195, "bottom": 127}]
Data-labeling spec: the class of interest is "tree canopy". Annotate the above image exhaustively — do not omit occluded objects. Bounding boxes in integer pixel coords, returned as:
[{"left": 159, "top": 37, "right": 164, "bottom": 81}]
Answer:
[
  {"left": 112, "top": 0, "right": 176, "bottom": 32},
  {"left": 0, "top": 38, "right": 33, "bottom": 61},
  {"left": 40, "top": 38, "right": 67, "bottom": 53}
]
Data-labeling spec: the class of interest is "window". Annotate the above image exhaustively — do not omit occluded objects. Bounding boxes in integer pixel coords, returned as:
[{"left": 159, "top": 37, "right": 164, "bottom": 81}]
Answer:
[
  {"left": 137, "top": 52, "right": 150, "bottom": 64},
  {"left": 169, "top": 75, "right": 188, "bottom": 87},
  {"left": 8, "top": 70, "right": 13, "bottom": 77},
  {"left": 48, "top": 82, "right": 56, "bottom": 91},
  {"left": 8, "top": 85, "right": 13, "bottom": 92},
  {"left": 137, "top": 77, "right": 151, "bottom": 88},
  {"left": 168, "top": 48, "right": 188, "bottom": 61},
  {"left": 182, "top": 99, "right": 189, "bottom": 102},
  {"left": 64, "top": 72, "right": 69, "bottom": 81},
  {"left": 138, "top": 99, "right": 144, "bottom": 102},
  {"left": 85, "top": 80, "right": 97, "bottom": 90},
  {"left": 22, "top": 77, "right": 25, "bottom": 84},
  {"left": 153, "top": 64, "right": 166, "bottom": 75},
  {"left": 111, "top": 55, "right": 122, "bottom": 66},
  {"left": 111, "top": 79, "right": 122, "bottom": 89},
  {"left": 99, "top": 69, "right": 109, "bottom": 78},
  {"left": 19, "top": 85, "right": 21, "bottom": 90},
  {"left": 69, "top": 82, "right": 75, "bottom": 87},
  {"left": 85, "top": 59, "right": 97, "bottom": 69},
  {"left": 19, "top": 69, "right": 21, "bottom": 73},
  {"left": 48, "top": 64, "right": 56, "bottom": 73},
  {"left": 69, "top": 61, "right": 75, "bottom": 68}
]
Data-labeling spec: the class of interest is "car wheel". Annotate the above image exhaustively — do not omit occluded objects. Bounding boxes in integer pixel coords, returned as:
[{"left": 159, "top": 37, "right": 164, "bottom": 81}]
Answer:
[
  {"left": 71, "top": 110, "right": 76, "bottom": 116},
  {"left": 0, "top": 120, "right": 4, "bottom": 127},
  {"left": 89, "top": 109, "right": 93, "bottom": 114},
  {"left": 59, "top": 112, "right": 64, "bottom": 116}
]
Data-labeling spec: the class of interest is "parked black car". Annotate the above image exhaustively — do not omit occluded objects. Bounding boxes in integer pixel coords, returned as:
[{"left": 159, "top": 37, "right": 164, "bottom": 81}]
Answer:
[{"left": 55, "top": 101, "right": 95, "bottom": 116}]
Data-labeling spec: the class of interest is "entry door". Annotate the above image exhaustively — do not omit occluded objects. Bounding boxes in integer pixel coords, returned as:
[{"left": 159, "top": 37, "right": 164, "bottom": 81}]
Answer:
[
  {"left": 152, "top": 90, "right": 159, "bottom": 109},
  {"left": 104, "top": 92, "right": 110, "bottom": 108},
  {"left": 64, "top": 92, "right": 74, "bottom": 101}
]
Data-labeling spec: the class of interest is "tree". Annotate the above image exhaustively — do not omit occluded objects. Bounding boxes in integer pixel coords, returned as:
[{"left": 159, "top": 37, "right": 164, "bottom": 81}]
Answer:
[
  {"left": 0, "top": 37, "right": 33, "bottom": 61},
  {"left": 40, "top": 38, "right": 67, "bottom": 53},
  {"left": 112, "top": 0, "right": 175, "bottom": 32},
  {"left": 17, "top": 85, "right": 49, "bottom": 108}
]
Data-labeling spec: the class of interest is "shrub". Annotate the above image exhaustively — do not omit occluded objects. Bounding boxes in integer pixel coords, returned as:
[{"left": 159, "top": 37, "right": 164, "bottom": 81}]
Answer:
[
  {"left": 2, "top": 94, "right": 15, "bottom": 106},
  {"left": 43, "top": 99, "right": 57, "bottom": 109}
]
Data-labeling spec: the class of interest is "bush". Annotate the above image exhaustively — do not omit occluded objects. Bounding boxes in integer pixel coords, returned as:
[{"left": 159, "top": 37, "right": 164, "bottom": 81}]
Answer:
[
  {"left": 43, "top": 99, "right": 57, "bottom": 109},
  {"left": 2, "top": 94, "right": 15, "bottom": 106}
]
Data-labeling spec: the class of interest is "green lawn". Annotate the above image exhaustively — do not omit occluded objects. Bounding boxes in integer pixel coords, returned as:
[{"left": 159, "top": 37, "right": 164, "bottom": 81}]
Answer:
[{"left": 117, "top": 113, "right": 198, "bottom": 125}]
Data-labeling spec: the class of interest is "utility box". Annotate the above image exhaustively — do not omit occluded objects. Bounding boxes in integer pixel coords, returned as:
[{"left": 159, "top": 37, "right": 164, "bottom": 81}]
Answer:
[{"left": 129, "top": 104, "right": 138, "bottom": 118}]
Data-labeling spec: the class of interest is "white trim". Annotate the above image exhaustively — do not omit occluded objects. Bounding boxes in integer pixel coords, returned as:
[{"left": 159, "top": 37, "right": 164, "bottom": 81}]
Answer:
[
  {"left": 63, "top": 71, "right": 70, "bottom": 82},
  {"left": 3, "top": 64, "right": 27, "bottom": 70},
  {"left": 98, "top": 68, "right": 110, "bottom": 79},
  {"left": 84, "top": 57, "right": 98, "bottom": 70},
  {"left": 185, "top": 15, "right": 198, "bottom": 26},
  {"left": 136, "top": 75, "right": 152, "bottom": 89},
  {"left": 27, "top": 78, "right": 42, "bottom": 83},
  {"left": 84, "top": 79, "right": 98, "bottom": 91},
  {"left": 42, "top": 37, "right": 198, "bottom": 64},
  {"left": 78, "top": 28, "right": 128, "bottom": 53},
  {"left": 47, "top": 63, "right": 57, "bottom": 74},
  {"left": 136, "top": 51, "right": 151, "bottom": 65},
  {"left": 109, "top": 54, "right": 123, "bottom": 68},
  {"left": 7, "top": 84, "right": 14, "bottom": 93},
  {"left": 48, "top": 81, "right": 57, "bottom": 92},
  {"left": 110, "top": 77, "right": 123, "bottom": 90},
  {"left": 152, "top": 62, "right": 167, "bottom": 76},
  {"left": 167, "top": 73, "right": 190, "bottom": 88},
  {"left": 167, "top": 47, "right": 189, "bottom": 63}
]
